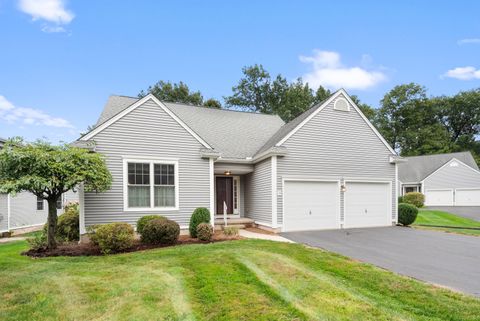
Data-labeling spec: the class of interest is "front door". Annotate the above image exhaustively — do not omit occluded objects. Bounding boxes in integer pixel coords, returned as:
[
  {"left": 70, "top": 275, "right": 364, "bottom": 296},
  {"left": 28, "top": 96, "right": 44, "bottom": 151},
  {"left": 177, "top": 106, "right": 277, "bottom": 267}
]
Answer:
[{"left": 216, "top": 177, "right": 233, "bottom": 214}]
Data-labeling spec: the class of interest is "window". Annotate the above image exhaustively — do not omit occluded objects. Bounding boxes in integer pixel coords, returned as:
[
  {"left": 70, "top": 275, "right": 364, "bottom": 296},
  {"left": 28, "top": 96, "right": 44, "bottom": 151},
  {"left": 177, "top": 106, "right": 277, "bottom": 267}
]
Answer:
[
  {"left": 233, "top": 177, "right": 239, "bottom": 213},
  {"left": 154, "top": 164, "right": 175, "bottom": 207},
  {"left": 125, "top": 159, "right": 178, "bottom": 210},
  {"left": 56, "top": 196, "right": 63, "bottom": 210},
  {"left": 128, "top": 163, "right": 151, "bottom": 207},
  {"left": 36, "top": 197, "right": 44, "bottom": 211}
]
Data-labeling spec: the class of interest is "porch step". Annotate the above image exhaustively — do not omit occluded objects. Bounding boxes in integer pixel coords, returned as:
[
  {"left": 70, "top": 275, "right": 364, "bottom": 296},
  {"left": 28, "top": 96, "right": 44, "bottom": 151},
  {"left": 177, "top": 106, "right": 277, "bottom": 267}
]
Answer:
[{"left": 214, "top": 218, "right": 255, "bottom": 230}]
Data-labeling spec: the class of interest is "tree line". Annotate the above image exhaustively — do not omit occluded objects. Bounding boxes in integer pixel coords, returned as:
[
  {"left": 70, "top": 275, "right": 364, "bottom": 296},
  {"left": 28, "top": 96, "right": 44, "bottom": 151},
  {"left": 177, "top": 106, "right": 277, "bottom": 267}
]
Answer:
[{"left": 139, "top": 65, "right": 480, "bottom": 163}]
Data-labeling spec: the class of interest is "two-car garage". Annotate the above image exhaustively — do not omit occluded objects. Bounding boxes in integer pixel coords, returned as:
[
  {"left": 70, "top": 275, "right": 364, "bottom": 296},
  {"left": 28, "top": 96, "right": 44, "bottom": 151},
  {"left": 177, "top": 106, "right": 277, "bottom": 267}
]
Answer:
[
  {"left": 425, "top": 189, "right": 480, "bottom": 206},
  {"left": 282, "top": 179, "right": 392, "bottom": 232}
]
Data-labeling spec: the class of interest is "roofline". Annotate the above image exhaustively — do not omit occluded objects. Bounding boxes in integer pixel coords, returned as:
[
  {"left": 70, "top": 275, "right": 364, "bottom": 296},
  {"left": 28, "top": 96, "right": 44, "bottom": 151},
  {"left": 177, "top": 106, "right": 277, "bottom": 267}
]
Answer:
[
  {"left": 402, "top": 151, "right": 474, "bottom": 160},
  {"left": 421, "top": 157, "right": 480, "bottom": 182},
  {"left": 79, "top": 94, "right": 212, "bottom": 149},
  {"left": 274, "top": 89, "right": 397, "bottom": 155}
]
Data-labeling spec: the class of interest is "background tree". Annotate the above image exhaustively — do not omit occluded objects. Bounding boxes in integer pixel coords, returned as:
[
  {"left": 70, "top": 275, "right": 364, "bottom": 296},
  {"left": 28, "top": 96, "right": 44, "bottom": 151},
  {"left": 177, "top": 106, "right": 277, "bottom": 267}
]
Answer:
[
  {"left": 203, "top": 98, "right": 222, "bottom": 108},
  {"left": 0, "top": 139, "right": 112, "bottom": 249},
  {"left": 139, "top": 80, "right": 204, "bottom": 105},
  {"left": 351, "top": 95, "right": 376, "bottom": 121}
]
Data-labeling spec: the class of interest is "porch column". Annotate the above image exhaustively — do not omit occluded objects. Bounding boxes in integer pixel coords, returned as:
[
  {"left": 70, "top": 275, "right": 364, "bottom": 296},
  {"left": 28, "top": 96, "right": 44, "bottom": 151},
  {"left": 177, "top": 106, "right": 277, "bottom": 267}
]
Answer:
[
  {"left": 209, "top": 158, "right": 215, "bottom": 227},
  {"left": 271, "top": 156, "right": 277, "bottom": 228}
]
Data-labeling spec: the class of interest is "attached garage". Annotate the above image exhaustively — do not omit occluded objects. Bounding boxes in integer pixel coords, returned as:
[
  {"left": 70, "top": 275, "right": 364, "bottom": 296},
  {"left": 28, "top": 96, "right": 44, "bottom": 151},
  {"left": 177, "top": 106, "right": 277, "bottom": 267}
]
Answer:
[
  {"left": 454, "top": 189, "right": 480, "bottom": 206},
  {"left": 344, "top": 181, "right": 391, "bottom": 228},
  {"left": 425, "top": 189, "right": 454, "bottom": 206},
  {"left": 283, "top": 180, "right": 340, "bottom": 232}
]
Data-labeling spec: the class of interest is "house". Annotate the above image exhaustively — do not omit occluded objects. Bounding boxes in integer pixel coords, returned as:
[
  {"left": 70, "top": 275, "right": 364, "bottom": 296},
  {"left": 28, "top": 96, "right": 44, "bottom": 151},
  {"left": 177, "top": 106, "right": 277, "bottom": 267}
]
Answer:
[
  {"left": 0, "top": 137, "right": 79, "bottom": 234},
  {"left": 398, "top": 152, "right": 480, "bottom": 206},
  {"left": 75, "top": 89, "right": 401, "bottom": 234}
]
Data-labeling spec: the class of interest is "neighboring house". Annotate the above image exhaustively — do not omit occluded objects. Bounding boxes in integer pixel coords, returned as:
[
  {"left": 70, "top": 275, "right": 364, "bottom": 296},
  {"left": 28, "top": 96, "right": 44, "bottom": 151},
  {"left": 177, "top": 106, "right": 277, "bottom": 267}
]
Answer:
[
  {"left": 0, "top": 137, "right": 79, "bottom": 234},
  {"left": 398, "top": 152, "right": 480, "bottom": 206},
  {"left": 75, "top": 89, "right": 401, "bottom": 234}
]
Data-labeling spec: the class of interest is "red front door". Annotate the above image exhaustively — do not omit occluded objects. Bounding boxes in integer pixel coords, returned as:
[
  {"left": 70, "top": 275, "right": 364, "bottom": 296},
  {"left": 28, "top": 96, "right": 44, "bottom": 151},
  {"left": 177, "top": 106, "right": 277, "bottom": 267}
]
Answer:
[{"left": 216, "top": 177, "right": 233, "bottom": 214}]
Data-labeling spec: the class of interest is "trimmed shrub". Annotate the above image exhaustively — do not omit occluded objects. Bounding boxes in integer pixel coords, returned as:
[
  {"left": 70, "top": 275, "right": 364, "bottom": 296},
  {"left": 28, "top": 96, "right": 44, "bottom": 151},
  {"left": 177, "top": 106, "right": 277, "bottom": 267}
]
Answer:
[
  {"left": 56, "top": 207, "right": 79, "bottom": 242},
  {"left": 196, "top": 223, "right": 214, "bottom": 241},
  {"left": 398, "top": 203, "right": 418, "bottom": 226},
  {"left": 189, "top": 207, "right": 211, "bottom": 238},
  {"left": 398, "top": 195, "right": 404, "bottom": 204},
  {"left": 403, "top": 192, "right": 425, "bottom": 208},
  {"left": 27, "top": 232, "right": 47, "bottom": 251},
  {"left": 136, "top": 215, "right": 166, "bottom": 235},
  {"left": 223, "top": 226, "right": 239, "bottom": 237},
  {"left": 90, "top": 223, "right": 135, "bottom": 254},
  {"left": 141, "top": 219, "right": 180, "bottom": 245}
]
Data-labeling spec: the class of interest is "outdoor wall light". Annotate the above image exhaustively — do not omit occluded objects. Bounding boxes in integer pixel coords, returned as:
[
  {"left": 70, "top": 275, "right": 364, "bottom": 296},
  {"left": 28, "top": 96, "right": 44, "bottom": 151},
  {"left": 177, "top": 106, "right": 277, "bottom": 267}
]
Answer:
[
  {"left": 340, "top": 184, "right": 346, "bottom": 192},
  {"left": 224, "top": 170, "right": 232, "bottom": 175}
]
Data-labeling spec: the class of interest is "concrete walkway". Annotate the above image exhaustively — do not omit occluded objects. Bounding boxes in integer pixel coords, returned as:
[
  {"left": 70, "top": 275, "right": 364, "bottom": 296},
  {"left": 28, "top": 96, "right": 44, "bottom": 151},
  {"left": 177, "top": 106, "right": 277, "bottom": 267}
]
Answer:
[
  {"left": 239, "top": 229, "right": 294, "bottom": 243},
  {"left": 0, "top": 237, "right": 26, "bottom": 244}
]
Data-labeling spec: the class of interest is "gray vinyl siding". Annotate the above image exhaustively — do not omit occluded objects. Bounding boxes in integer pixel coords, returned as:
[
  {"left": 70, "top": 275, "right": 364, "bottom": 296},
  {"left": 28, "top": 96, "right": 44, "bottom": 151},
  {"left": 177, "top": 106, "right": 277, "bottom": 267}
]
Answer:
[
  {"left": 244, "top": 158, "right": 272, "bottom": 224},
  {"left": 277, "top": 94, "right": 396, "bottom": 225},
  {"left": 424, "top": 161, "right": 480, "bottom": 190},
  {"left": 84, "top": 98, "right": 210, "bottom": 228},
  {"left": 0, "top": 194, "right": 8, "bottom": 232}
]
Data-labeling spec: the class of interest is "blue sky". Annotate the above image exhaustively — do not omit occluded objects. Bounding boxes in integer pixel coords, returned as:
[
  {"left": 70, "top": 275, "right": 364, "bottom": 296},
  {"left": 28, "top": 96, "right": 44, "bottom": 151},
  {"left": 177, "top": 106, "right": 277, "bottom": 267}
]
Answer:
[{"left": 0, "top": 0, "right": 479, "bottom": 143}]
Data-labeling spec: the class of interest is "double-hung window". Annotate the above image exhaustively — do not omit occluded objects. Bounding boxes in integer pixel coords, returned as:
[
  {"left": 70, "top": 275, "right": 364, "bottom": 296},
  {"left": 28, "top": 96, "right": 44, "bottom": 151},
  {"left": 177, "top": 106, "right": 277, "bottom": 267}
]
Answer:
[
  {"left": 124, "top": 159, "right": 178, "bottom": 210},
  {"left": 36, "top": 196, "right": 44, "bottom": 211}
]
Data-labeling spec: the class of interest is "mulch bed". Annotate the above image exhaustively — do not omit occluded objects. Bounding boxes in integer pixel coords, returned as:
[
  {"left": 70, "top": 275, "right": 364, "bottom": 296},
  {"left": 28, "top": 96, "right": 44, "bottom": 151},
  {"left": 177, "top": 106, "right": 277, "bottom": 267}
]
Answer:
[{"left": 23, "top": 233, "right": 242, "bottom": 258}]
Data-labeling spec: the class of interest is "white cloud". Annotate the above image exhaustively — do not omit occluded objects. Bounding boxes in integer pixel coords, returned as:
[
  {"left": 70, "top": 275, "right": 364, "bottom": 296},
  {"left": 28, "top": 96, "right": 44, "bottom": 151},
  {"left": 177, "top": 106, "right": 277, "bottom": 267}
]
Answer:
[
  {"left": 0, "top": 95, "right": 74, "bottom": 128},
  {"left": 458, "top": 38, "right": 480, "bottom": 45},
  {"left": 41, "top": 25, "right": 66, "bottom": 33},
  {"left": 443, "top": 66, "right": 480, "bottom": 80},
  {"left": 299, "top": 50, "right": 387, "bottom": 90}
]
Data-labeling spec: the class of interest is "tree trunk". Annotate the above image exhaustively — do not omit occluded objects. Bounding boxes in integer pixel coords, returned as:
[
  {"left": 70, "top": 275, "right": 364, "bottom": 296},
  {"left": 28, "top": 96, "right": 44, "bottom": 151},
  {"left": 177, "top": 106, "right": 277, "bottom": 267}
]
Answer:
[{"left": 47, "top": 198, "right": 58, "bottom": 249}]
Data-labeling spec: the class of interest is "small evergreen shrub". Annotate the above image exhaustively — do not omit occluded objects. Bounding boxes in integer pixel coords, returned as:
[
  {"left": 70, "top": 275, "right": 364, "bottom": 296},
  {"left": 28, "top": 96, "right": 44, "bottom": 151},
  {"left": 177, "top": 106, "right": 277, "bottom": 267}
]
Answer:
[
  {"left": 27, "top": 232, "right": 47, "bottom": 251},
  {"left": 223, "top": 226, "right": 239, "bottom": 237},
  {"left": 136, "top": 215, "right": 166, "bottom": 235},
  {"left": 403, "top": 192, "right": 425, "bottom": 208},
  {"left": 141, "top": 219, "right": 180, "bottom": 245},
  {"left": 196, "top": 223, "right": 214, "bottom": 241},
  {"left": 398, "top": 196, "right": 404, "bottom": 204},
  {"left": 90, "top": 223, "right": 135, "bottom": 254},
  {"left": 56, "top": 207, "right": 79, "bottom": 242},
  {"left": 398, "top": 203, "right": 418, "bottom": 226},
  {"left": 189, "top": 207, "right": 211, "bottom": 238}
]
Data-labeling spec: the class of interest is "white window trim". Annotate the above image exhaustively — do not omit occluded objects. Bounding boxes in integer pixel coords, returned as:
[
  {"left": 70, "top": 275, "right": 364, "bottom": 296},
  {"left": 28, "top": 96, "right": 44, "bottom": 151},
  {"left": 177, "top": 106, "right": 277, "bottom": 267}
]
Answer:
[{"left": 123, "top": 158, "right": 179, "bottom": 212}]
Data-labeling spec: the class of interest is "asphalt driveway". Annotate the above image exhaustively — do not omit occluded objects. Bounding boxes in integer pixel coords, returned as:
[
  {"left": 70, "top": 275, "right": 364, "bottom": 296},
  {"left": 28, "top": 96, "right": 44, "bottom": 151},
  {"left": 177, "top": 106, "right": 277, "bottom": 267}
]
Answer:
[
  {"left": 427, "top": 206, "right": 480, "bottom": 221},
  {"left": 282, "top": 227, "right": 480, "bottom": 297}
]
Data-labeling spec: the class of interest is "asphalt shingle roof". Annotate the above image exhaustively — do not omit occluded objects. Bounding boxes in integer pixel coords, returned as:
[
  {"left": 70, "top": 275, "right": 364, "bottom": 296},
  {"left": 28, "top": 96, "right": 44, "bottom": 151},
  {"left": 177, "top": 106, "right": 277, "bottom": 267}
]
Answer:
[
  {"left": 398, "top": 151, "right": 479, "bottom": 182},
  {"left": 94, "top": 95, "right": 286, "bottom": 158}
]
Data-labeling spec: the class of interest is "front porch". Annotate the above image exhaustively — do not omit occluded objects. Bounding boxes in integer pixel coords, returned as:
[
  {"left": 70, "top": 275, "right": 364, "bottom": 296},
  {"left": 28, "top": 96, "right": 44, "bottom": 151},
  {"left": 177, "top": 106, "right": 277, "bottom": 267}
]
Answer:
[{"left": 214, "top": 217, "right": 255, "bottom": 230}]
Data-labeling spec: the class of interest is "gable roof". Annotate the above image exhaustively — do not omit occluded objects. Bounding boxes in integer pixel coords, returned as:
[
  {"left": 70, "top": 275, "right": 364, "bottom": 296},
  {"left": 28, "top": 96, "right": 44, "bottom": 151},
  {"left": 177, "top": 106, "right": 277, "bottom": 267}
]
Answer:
[
  {"left": 256, "top": 89, "right": 396, "bottom": 156},
  {"left": 85, "top": 95, "right": 285, "bottom": 159},
  {"left": 398, "top": 151, "right": 479, "bottom": 182}
]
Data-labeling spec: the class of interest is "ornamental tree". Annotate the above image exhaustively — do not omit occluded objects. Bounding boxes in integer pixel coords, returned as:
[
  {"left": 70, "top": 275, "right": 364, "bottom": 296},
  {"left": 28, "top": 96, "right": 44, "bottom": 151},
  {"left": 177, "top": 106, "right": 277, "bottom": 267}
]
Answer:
[{"left": 0, "top": 138, "right": 112, "bottom": 249}]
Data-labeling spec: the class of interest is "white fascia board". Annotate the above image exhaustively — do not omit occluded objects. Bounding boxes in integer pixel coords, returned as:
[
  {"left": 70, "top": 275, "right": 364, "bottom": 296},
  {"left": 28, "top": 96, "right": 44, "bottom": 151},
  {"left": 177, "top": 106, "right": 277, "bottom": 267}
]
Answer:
[
  {"left": 275, "top": 89, "right": 397, "bottom": 155},
  {"left": 79, "top": 94, "right": 212, "bottom": 149}
]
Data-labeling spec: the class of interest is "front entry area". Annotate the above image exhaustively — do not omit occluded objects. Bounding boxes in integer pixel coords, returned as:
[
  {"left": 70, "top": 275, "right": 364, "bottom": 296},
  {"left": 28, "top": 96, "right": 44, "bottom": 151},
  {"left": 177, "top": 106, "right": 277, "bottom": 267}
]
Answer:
[{"left": 215, "top": 176, "right": 240, "bottom": 215}]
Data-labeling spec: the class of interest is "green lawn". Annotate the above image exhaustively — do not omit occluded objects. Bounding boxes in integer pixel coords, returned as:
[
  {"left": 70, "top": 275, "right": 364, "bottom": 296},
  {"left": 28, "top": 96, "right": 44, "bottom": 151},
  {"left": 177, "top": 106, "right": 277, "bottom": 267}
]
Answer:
[
  {"left": 414, "top": 209, "right": 480, "bottom": 236},
  {"left": 1, "top": 240, "right": 479, "bottom": 321}
]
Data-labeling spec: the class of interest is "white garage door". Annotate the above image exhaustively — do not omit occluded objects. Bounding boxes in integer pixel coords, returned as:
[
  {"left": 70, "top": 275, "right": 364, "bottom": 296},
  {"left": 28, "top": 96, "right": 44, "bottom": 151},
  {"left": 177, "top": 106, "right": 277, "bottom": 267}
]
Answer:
[
  {"left": 425, "top": 190, "right": 454, "bottom": 206},
  {"left": 345, "top": 182, "right": 391, "bottom": 228},
  {"left": 455, "top": 189, "right": 480, "bottom": 206},
  {"left": 283, "top": 180, "right": 339, "bottom": 232}
]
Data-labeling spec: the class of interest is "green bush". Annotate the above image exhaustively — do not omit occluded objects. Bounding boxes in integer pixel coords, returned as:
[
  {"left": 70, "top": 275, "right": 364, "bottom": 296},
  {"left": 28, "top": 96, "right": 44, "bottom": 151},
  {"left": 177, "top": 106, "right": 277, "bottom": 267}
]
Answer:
[
  {"left": 196, "top": 223, "right": 214, "bottom": 241},
  {"left": 398, "top": 195, "right": 404, "bottom": 204},
  {"left": 398, "top": 203, "right": 418, "bottom": 226},
  {"left": 90, "top": 223, "right": 135, "bottom": 254},
  {"left": 136, "top": 215, "right": 166, "bottom": 235},
  {"left": 27, "top": 232, "right": 47, "bottom": 251},
  {"left": 189, "top": 207, "right": 211, "bottom": 238},
  {"left": 403, "top": 192, "right": 425, "bottom": 208},
  {"left": 140, "top": 219, "right": 180, "bottom": 245},
  {"left": 223, "top": 226, "right": 239, "bottom": 237},
  {"left": 56, "top": 207, "right": 79, "bottom": 242}
]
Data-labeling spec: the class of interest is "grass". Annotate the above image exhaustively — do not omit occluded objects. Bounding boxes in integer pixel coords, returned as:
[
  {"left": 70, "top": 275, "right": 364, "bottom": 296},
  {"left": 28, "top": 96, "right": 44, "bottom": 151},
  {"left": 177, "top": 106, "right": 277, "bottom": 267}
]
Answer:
[
  {"left": 0, "top": 239, "right": 479, "bottom": 321},
  {"left": 414, "top": 209, "right": 480, "bottom": 236}
]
